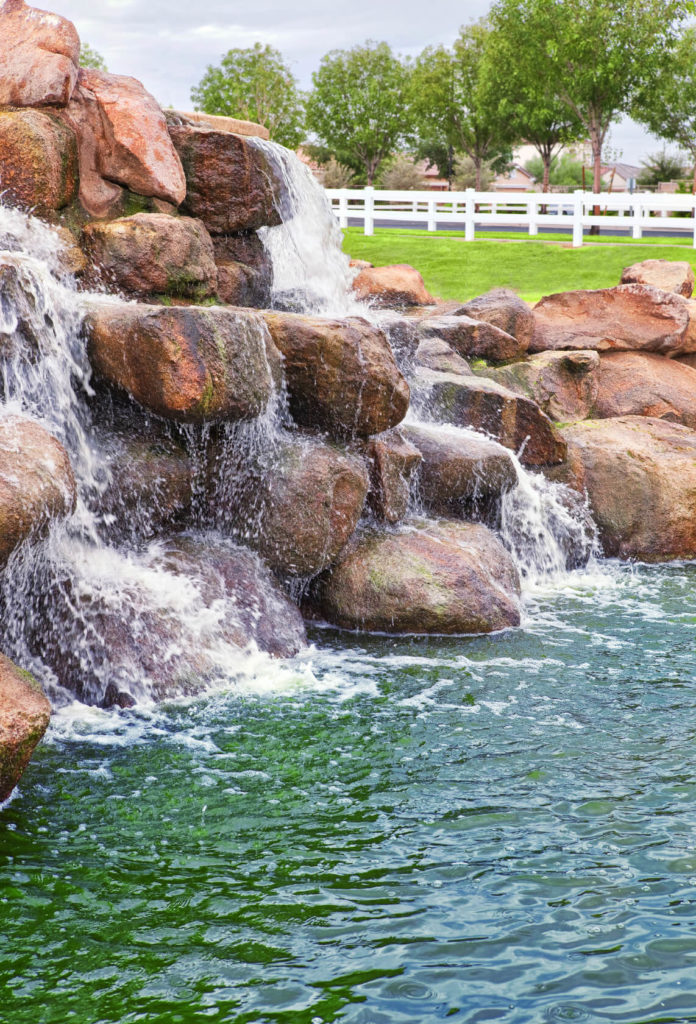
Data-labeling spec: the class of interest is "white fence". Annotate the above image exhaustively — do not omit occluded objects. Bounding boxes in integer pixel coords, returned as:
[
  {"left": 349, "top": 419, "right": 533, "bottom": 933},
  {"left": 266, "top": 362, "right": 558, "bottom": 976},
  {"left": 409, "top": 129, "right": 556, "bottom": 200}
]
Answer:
[{"left": 326, "top": 187, "right": 696, "bottom": 248}]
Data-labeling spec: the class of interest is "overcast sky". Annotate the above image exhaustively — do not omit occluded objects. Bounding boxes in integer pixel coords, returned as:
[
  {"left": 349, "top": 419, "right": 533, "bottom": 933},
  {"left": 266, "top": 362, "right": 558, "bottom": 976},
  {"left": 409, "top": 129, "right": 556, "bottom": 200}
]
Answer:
[{"left": 52, "top": 0, "right": 662, "bottom": 166}]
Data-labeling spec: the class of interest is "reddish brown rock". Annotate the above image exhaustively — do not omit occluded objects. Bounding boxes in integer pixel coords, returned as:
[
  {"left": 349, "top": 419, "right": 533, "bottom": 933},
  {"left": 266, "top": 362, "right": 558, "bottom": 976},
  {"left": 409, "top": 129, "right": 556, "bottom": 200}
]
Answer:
[
  {"left": 352, "top": 264, "right": 435, "bottom": 307},
  {"left": 0, "top": 415, "right": 76, "bottom": 567},
  {"left": 417, "top": 313, "right": 523, "bottom": 362},
  {"left": 349, "top": 258, "right": 373, "bottom": 269},
  {"left": 551, "top": 416, "right": 696, "bottom": 561},
  {"left": 459, "top": 289, "right": 534, "bottom": 350},
  {"left": 364, "top": 429, "right": 422, "bottom": 523},
  {"left": 415, "top": 368, "right": 566, "bottom": 467},
  {"left": 530, "top": 284, "right": 691, "bottom": 355},
  {"left": 0, "top": 654, "right": 50, "bottom": 803},
  {"left": 56, "top": 82, "right": 124, "bottom": 218},
  {"left": 168, "top": 122, "right": 283, "bottom": 234},
  {"left": 620, "top": 258, "right": 694, "bottom": 298},
  {"left": 0, "top": 109, "right": 78, "bottom": 213},
  {"left": 415, "top": 337, "right": 473, "bottom": 376},
  {"left": 0, "top": 0, "right": 79, "bottom": 108},
  {"left": 473, "top": 350, "right": 600, "bottom": 423},
  {"left": 82, "top": 213, "right": 217, "bottom": 298},
  {"left": 262, "top": 312, "right": 410, "bottom": 438},
  {"left": 85, "top": 302, "right": 276, "bottom": 423},
  {"left": 594, "top": 351, "right": 696, "bottom": 428},
  {"left": 250, "top": 438, "right": 369, "bottom": 577},
  {"left": 173, "top": 110, "right": 270, "bottom": 139},
  {"left": 315, "top": 520, "right": 521, "bottom": 634},
  {"left": 213, "top": 232, "right": 272, "bottom": 307},
  {"left": 402, "top": 422, "right": 517, "bottom": 517}
]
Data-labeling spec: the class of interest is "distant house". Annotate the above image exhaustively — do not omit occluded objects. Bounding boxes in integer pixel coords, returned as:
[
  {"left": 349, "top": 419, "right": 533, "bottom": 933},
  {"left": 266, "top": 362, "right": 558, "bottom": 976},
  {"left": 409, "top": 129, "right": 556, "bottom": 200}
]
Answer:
[
  {"left": 600, "top": 162, "right": 642, "bottom": 192},
  {"left": 491, "top": 164, "right": 536, "bottom": 192}
]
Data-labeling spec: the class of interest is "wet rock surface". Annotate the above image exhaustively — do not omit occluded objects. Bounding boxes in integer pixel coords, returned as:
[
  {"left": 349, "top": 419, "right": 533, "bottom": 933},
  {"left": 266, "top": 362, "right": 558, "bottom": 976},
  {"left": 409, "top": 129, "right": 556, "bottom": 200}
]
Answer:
[
  {"left": 417, "top": 313, "right": 523, "bottom": 362},
  {"left": 473, "top": 350, "right": 600, "bottom": 423},
  {"left": 0, "top": 109, "right": 78, "bottom": 213},
  {"left": 315, "top": 520, "right": 521, "bottom": 635},
  {"left": 364, "top": 429, "right": 422, "bottom": 524},
  {"left": 0, "top": 653, "right": 50, "bottom": 803},
  {"left": 352, "top": 264, "right": 435, "bottom": 307}
]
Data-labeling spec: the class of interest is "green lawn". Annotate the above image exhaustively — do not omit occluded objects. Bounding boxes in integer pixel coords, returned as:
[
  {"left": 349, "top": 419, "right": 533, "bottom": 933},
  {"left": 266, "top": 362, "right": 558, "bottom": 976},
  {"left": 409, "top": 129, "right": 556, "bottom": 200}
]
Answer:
[{"left": 342, "top": 227, "right": 696, "bottom": 303}]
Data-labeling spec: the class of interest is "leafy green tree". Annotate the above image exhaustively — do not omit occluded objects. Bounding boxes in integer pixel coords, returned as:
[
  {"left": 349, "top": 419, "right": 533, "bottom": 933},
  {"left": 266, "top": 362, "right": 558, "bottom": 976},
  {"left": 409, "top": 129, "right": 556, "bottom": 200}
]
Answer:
[
  {"left": 633, "top": 28, "right": 696, "bottom": 191},
  {"left": 636, "top": 149, "right": 687, "bottom": 188},
  {"left": 305, "top": 41, "right": 410, "bottom": 185},
  {"left": 489, "top": 0, "right": 692, "bottom": 197},
  {"left": 453, "top": 155, "right": 495, "bottom": 190},
  {"left": 319, "top": 156, "right": 357, "bottom": 189},
  {"left": 524, "top": 153, "right": 589, "bottom": 188},
  {"left": 191, "top": 43, "right": 305, "bottom": 149},
  {"left": 378, "top": 154, "right": 423, "bottom": 190},
  {"left": 80, "top": 43, "right": 107, "bottom": 71},
  {"left": 410, "top": 22, "right": 516, "bottom": 191}
]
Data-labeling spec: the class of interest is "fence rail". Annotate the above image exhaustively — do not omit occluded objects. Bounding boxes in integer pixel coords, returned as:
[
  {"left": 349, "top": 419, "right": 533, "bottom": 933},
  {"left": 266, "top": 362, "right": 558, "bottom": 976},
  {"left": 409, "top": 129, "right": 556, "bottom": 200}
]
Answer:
[{"left": 325, "top": 187, "right": 696, "bottom": 248}]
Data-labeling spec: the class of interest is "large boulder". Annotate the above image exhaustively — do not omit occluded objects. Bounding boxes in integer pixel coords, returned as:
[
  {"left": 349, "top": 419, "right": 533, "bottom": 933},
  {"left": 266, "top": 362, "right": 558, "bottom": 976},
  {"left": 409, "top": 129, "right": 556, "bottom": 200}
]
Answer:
[
  {"left": 82, "top": 213, "right": 217, "bottom": 299},
  {"left": 594, "top": 351, "right": 696, "bottom": 427},
  {"left": 620, "top": 258, "right": 694, "bottom": 298},
  {"left": 352, "top": 264, "right": 435, "bottom": 307},
  {"left": 0, "top": 415, "right": 76, "bottom": 567},
  {"left": 0, "top": 0, "right": 79, "bottom": 108},
  {"left": 402, "top": 422, "right": 518, "bottom": 519},
  {"left": 414, "top": 368, "right": 567, "bottom": 466},
  {"left": 314, "top": 520, "right": 521, "bottom": 634},
  {"left": 417, "top": 313, "right": 523, "bottom": 362},
  {"left": 364, "top": 429, "right": 422, "bottom": 523},
  {"left": 262, "top": 312, "right": 410, "bottom": 438},
  {"left": 457, "top": 289, "right": 534, "bottom": 350},
  {"left": 38, "top": 534, "right": 307, "bottom": 706},
  {"left": 173, "top": 110, "right": 270, "bottom": 139},
  {"left": 85, "top": 302, "right": 277, "bottom": 423},
  {"left": 0, "top": 109, "right": 78, "bottom": 213},
  {"left": 213, "top": 232, "right": 272, "bottom": 308},
  {"left": 473, "top": 350, "right": 600, "bottom": 423},
  {"left": 0, "top": 654, "right": 50, "bottom": 803},
  {"left": 530, "top": 284, "right": 691, "bottom": 355},
  {"left": 415, "top": 337, "right": 473, "bottom": 376},
  {"left": 250, "top": 438, "right": 369, "bottom": 577},
  {"left": 168, "top": 122, "right": 283, "bottom": 234},
  {"left": 552, "top": 416, "right": 696, "bottom": 561}
]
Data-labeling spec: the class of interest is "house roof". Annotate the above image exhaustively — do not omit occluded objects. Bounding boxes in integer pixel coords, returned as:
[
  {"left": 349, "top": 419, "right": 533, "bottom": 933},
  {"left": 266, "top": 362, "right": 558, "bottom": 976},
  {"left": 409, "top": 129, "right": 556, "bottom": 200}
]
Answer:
[{"left": 601, "top": 162, "right": 642, "bottom": 181}]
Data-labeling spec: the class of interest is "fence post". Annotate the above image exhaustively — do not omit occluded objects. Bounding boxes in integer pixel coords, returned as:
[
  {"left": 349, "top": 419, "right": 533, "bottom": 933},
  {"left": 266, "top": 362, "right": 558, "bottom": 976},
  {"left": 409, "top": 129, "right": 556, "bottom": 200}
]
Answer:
[
  {"left": 692, "top": 200, "right": 696, "bottom": 249},
  {"left": 465, "top": 188, "right": 476, "bottom": 241},
  {"left": 632, "top": 197, "right": 642, "bottom": 240},
  {"left": 364, "top": 186, "right": 374, "bottom": 236},
  {"left": 338, "top": 192, "right": 348, "bottom": 229},
  {"left": 529, "top": 195, "right": 538, "bottom": 236},
  {"left": 427, "top": 197, "right": 437, "bottom": 232},
  {"left": 572, "top": 190, "right": 583, "bottom": 248}
]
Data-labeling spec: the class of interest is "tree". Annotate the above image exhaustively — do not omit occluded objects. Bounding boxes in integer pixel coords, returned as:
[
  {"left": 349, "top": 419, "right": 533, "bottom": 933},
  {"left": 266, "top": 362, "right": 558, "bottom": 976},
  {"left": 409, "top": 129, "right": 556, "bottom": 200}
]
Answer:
[
  {"left": 409, "top": 22, "right": 515, "bottom": 191},
  {"left": 489, "top": 0, "right": 692, "bottom": 197},
  {"left": 524, "top": 153, "right": 594, "bottom": 188},
  {"left": 80, "top": 43, "right": 107, "bottom": 71},
  {"left": 305, "top": 41, "right": 410, "bottom": 185},
  {"left": 191, "top": 43, "right": 305, "bottom": 149},
  {"left": 453, "top": 155, "right": 495, "bottom": 190},
  {"left": 633, "top": 28, "right": 696, "bottom": 192},
  {"left": 636, "top": 149, "right": 687, "bottom": 188},
  {"left": 378, "top": 154, "right": 423, "bottom": 190},
  {"left": 319, "top": 157, "right": 357, "bottom": 189},
  {"left": 485, "top": 12, "right": 583, "bottom": 193}
]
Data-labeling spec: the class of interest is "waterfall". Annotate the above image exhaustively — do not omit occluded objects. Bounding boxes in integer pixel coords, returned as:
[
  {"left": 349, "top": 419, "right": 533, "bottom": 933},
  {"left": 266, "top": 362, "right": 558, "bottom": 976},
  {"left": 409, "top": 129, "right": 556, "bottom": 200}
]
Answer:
[{"left": 253, "top": 138, "right": 363, "bottom": 317}]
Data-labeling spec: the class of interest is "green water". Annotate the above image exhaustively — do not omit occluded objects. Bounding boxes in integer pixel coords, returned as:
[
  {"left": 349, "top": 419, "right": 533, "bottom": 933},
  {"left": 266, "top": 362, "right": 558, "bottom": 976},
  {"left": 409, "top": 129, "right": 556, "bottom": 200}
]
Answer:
[{"left": 3, "top": 562, "right": 696, "bottom": 1023}]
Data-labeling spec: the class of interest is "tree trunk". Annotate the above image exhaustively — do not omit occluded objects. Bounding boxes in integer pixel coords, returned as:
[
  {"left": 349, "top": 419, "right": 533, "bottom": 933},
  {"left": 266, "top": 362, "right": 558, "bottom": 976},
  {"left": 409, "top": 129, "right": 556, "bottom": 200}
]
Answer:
[
  {"left": 692, "top": 160, "right": 696, "bottom": 195},
  {"left": 541, "top": 155, "right": 551, "bottom": 215},
  {"left": 475, "top": 157, "right": 482, "bottom": 191},
  {"left": 590, "top": 132, "right": 602, "bottom": 235}
]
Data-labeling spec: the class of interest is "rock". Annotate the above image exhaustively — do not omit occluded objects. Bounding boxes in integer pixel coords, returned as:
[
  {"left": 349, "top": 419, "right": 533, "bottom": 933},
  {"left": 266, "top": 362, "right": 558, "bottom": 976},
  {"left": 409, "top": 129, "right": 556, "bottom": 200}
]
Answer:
[
  {"left": 458, "top": 289, "right": 534, "bottom": 350},
  {"left": 54, "top": 226, "right": 88, "bottom": 276},
  {"left": 621, "top": 258, "right": 694, "bottom": 298},
  {"left": 552, "top": 416, "right": 696, "bottom": 561},
  {"left": 262, "top": 312, "right": 409, "bottom": 438},
  {"left": 96, "top": 432, "right": 193, "bottom": 540},
  {"left": 472, "top": 350, "right": 600, "bottom": 423},
  {"left": 0, "top": 0, "right": 79, "bottom": 108},
  {"left": 0, "top": 653, "right": 50, "bottom": 803},
  {"left": 349, "top": 258, "right": 373, "bottom": 269},
  {"left": 419, "top": 313, "right": 523, "bottom": 361},
  {"left": 593, "top": 351, "right": 696, "bottom": 428},
  {"left": 0, "top": 415, "right": 76, "bottom": 567},
  {"left": 82, "top": 213, "right": 217, "bottom": 299},
  {"left": 530, "top": 284, "right": 691, "bottom": 355},
  {"left": 250, "top": 437, "right": 369, "bottom": 577},
  {"left": 415, "top": 337, "right": 473, "bottom": 376},
  {"left": 315, "top": 520, "right": 521, "bottom": 634},
  {"left": 85, "top": 302, "right": 277, "bottom": 423},
  {"left": 56, "top": 81, "right": 124, "bottom": 218},
  {"left": 414, "top": 368, "right": 567, "bottom": 467},
  {"left": 352, "top": 264, "right": 435, "bottom": 307},
  {"left": 373, "top": 312, "right": 420, "bottom": 375},
  {"left": 0, "top": 109, "right": 78, "bottom": 213},
  {"left": 402, "top": 422, "right": 517, "bottom": 519},
  {"left": 172, "top": 110, "right": 270, "bottom": 139},
  {"left": 168, "top": 122, "right": 283, "bottom": 234},
  {"left": 213, "top": 235, "right": 272, "bottom": 307},
  {"left": 364, "top": 429, "right": 422, "bottom": 523},
  {"left": 40, "top": 534, "right": 307, "bottom": 705},
  {"left": 79, "top": 68, "right": 186, "bottom": 206}
]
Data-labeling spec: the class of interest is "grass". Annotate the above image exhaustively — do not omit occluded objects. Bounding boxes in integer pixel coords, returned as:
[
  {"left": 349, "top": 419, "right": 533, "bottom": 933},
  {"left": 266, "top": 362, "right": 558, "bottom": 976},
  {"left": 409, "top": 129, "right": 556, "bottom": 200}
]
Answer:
[{"left": 342, "top": 227, "right": 696, "bottom": 303}]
